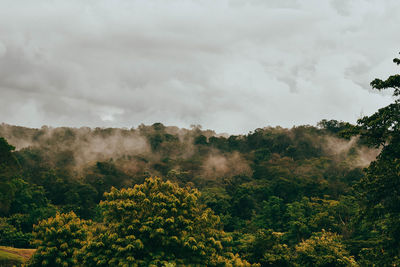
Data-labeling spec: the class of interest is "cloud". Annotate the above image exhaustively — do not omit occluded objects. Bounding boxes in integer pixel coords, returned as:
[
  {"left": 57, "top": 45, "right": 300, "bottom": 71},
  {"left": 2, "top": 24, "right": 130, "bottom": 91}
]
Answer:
[{"left": 0, "top": 0, "right": 399, "bottom": 133}]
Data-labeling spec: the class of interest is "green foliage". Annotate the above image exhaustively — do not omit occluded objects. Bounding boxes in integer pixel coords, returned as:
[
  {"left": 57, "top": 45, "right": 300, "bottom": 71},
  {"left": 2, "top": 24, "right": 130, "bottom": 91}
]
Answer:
[
  {"left": 238, "top": 230, "right": 292, "bottom": 266},
  {"left": 294, "top": 231, "right": 358, "bottom": 267},
  {"left": 370, "top": 53, "right": 400, "bottom": 95},
  {"left": 0, "top": 249, "right": 25, "bottom": 267},
  {"left": 9, "top": 178, "right": 56, "bottom": 232},
  {"left": 285, "top": 197, "right": 340, "bottom": 244},
  {"left": 28, "top": 212, "right": 90, "bottom": 267},
  {"left": 0, "top": 218, "right": 32, "bottom": 248},
  {"left": 352, "top": 53, "right": 400, "bottom": 263},
  {"left": 0, "top": 176, "right": 55, "bottom": 247},
  {"left": 0, "top": 119, "right": 374, "bottom": 264},
  {"left": 317, "top": 119, "right": 354, "bottom": 137},
  {"left": 0, "top": 246, "right": 35, "bottom": 267},
  {"left": 81, "top": 177, "right": 251, "bottom": 266},
  {"left": 0, "top": 137, "right": 17, "bottom": 167},
  {"left": 194, "top": 134, "right": 208, "bottom": 145},
  {"left": 254, "top": 196, "right": 286, "bottom": 232},
  {"left": 200, "top": 187, "right": 232, "bottom": 228},
  {"left": 0, "top": 137, "right": 19, "bottom": 215}
]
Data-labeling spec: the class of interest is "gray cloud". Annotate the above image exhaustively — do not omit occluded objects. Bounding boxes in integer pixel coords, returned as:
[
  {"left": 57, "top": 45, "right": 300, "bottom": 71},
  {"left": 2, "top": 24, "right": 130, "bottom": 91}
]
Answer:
[{"left": 0, "top": 0, "right": 399, "bottom": 133}]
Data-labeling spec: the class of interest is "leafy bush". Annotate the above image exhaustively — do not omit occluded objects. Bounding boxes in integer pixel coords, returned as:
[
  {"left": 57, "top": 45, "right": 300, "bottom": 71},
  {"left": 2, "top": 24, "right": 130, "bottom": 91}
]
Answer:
[
  {"left": 81, "top": 177, "right": 252, "bottom": 266},
  {"left": 27, "top": 212, "right": 90, "bottom": 267},
  {"left": 294, "top": 231, "right": 358, "bottom": 267}
]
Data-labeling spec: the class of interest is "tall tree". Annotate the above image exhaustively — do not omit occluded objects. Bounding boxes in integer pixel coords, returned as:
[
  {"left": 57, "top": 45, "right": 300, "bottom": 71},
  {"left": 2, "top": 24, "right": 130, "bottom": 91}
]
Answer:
[
  {"left": 355, "top": 53, "right": 400, "bottom": 264},
  {"left": 0, "top": 137, "right": 20, "bottom": 215}
]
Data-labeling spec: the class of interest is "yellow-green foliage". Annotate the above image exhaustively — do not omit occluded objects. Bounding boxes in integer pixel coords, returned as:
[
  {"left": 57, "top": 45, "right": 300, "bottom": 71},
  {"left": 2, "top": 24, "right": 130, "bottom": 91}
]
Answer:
[
  {"left": 81, "top": 177, "right": 251, "bottom": 266},
  {"left": 294, "top": 231, "right": 358, "bottom": 267},
  {"left": 0, "top": 246, "right": 35, "bottom": 266},
  {"left": 27, "top": 211, "right": 89, "bottom": 267},
  {"left": 0, "top": 249, "right": 24, "bottom": 266}
]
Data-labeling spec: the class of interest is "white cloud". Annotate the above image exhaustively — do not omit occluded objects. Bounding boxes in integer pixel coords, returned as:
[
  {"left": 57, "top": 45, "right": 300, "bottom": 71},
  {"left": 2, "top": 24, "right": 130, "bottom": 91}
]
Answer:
[{"left": 0, "top": 0, "right": 398, "bottom": 133}]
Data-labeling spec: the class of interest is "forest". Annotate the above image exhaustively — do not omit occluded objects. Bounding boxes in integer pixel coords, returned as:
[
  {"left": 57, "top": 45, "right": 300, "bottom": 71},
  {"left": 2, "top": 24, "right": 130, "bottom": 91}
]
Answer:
[{"left": 0, "top": 56, "right": 399, "bottom": 266}]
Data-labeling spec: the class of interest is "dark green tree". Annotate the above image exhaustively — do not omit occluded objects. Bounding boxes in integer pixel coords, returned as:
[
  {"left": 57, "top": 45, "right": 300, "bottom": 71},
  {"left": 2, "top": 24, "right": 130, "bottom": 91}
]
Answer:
[
  {"left": 354, "top": 53, "right": 400, "bottom": 264},
  {"left": 0, "top": 137, "right": 19, "bottom": 215},
  {"left": 242, "top": 229, "right": 292, "bottom": 267}
]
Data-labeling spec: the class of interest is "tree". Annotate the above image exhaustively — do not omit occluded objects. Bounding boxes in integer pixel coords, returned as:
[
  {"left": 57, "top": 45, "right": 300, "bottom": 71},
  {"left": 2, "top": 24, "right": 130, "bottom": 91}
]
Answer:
[
  {"left": 81, "top": 177, "right": 251, "bottom": 266},
  {"left": 0, "top": 137, "right": 18, "bottom": 167},
  {"left": 294, "top": 231, "right": 358, "bottom": 267},
  {"left": 354, "top": 53, "right": 400, "bottom": 263},
  {"left": 241, "top": 229, "right": 292, "bottom": 267},
  {"left": 357, "top": 53, "right": 400, "bottom": 148},
  {"left": 0, "top": 217, "right": 32, "bottom": 248},
  {"left": 317, "top": 120, "right": 353, "bottom": 136},
  {"left": 28, "top": 212, "right": 90, "bottom": 267},
  {"left": 0, "top": 137, "right": 19, "bottom": 215},
  {"left": 254, "top": 196, "right": 286, "bottom": 231}
]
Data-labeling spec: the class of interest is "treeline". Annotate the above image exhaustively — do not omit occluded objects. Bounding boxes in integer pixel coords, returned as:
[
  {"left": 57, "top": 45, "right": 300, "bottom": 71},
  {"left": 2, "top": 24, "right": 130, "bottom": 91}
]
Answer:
[
  {"left": 0, "top": 56, "right": 399, "bottom": 266},
  {"left": 0, "top": 120, "right": 367, "bottom": 222}
]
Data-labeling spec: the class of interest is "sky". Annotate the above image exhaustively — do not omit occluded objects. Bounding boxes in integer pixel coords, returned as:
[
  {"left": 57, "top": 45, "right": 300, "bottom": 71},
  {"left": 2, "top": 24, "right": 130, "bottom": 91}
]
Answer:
[{"left": 0, "top": 0, "right": 399, "bottom": 134}]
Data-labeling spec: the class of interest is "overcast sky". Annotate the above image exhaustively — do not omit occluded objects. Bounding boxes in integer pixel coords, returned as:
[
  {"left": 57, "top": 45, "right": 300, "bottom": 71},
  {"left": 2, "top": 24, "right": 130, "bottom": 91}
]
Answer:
[{"left": 0, "top": 0, "right": 399, "bottom": 134}]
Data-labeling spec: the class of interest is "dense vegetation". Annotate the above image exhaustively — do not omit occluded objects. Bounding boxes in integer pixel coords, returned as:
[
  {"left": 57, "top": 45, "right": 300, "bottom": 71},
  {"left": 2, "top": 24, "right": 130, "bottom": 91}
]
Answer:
[{"left": 0, "top": 55, "right": 399, "bottom": 265}]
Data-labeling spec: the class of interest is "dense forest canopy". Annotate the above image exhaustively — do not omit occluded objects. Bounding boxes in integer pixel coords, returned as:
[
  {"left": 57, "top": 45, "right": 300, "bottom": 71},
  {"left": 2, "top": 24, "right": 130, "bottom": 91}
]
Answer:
[
  {"left": 0, "top": 121, "right": 374, "bottom": 266},
  {"left": 1, "top": 55, "right": 400, "bottom": 266}
]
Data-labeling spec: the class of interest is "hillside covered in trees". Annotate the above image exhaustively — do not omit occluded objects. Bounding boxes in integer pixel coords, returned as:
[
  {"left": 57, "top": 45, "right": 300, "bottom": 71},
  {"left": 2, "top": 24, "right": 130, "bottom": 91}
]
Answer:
[
  {"left": 0, "top": 121, "right": 384, "bottom": 266},
  {"left": 1, "top": 56, "right": 400, "bottom": 266}
]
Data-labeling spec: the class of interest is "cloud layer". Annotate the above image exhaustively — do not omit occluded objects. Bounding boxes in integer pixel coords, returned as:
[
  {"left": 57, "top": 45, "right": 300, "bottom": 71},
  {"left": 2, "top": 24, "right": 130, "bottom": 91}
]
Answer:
[{"left": 0, "top": 0, "right": 399, "bottom": 133}]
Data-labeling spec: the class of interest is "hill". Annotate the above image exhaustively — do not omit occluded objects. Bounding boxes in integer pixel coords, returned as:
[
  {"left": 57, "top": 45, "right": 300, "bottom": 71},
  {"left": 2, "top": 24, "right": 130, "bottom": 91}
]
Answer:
[{"left": 0, "top": 121, "right": 384, "bottom": 265}]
